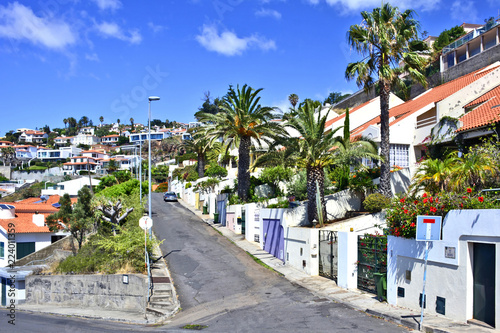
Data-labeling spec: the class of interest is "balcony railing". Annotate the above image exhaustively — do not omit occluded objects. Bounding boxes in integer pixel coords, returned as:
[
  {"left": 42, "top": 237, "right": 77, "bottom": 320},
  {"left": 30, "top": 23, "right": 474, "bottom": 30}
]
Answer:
[{"left": 442, "top": 18, "right": 500, "bottom": 54}]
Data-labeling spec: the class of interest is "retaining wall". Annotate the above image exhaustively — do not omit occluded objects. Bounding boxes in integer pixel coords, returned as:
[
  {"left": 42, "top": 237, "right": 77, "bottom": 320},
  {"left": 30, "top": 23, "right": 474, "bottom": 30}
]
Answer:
[{"left": 26, "top": 274, "right": 147, "bottom": 312}]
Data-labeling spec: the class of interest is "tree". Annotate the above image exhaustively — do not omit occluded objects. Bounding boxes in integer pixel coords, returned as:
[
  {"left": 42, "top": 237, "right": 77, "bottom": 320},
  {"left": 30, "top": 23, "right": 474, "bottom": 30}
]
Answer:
[
  {"left": 288, "top": 94, "right": 299, "bottom": 109},
  {"left": 256, "top": 100, "right": 342, "bottom": 224},
  {"left": 196, "top": 84, "right": 285, "bottom": 201},
  {"left": 107, "top": 159, "right": 119, "bottom": 173},
  {"left": 67, "top": 117, "right": 77, "bottom": 128},
  {"left": 323, "top": 92, "right": 351, "bottom": 106},
  {"left": 259, "top": 165, "right": 293, "bottom": 196},
  {"left": 99, "top": 116, "right": 104, "bottom": 126},
  {"left": 95, "top": 199, "right": 134, "bottom": 236},
  {"left": 196, "top": 92, "right": 221, "bottom": 121},
  {"left": 45, "top": 188, "right": 94, "bottom": 253},
  {"left": 433, "top": 25, "right": 466, "bottom": 52},
  {"left": 345, "top": 3, "right": 429, "bottom": 197},
  {"left": 63, "top": 118, "right": 68, "bottom": 128},
  {"left": 130, "top": 117, "right": 134, "bottom": 132},
  {"left": 42, "top": 125, "right": 50, "bottom": 134},
  {"left": 78, "top": 116, "right": 89, "bottom": 128},
  {"left": 182, "top": 129, "right": 211, "bottom": 178},
  {"left": 1, "top": 147, "right": 16, "bottom": 166},
  {"left": 204, "top": 163, "right": 228, "bottom": 179}
]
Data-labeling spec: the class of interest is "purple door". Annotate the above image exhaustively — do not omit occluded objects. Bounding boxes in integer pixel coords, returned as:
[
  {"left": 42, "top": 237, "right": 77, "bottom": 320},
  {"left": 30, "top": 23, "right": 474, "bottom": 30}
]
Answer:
[{"left": 263, "top": 219, "right": 284, "bottom": 261}]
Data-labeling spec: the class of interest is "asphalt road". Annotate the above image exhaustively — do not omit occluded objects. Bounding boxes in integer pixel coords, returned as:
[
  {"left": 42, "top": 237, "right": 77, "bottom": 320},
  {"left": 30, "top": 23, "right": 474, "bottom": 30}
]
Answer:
[
  {"left": 5, "top": 193, "right": 408, "bottom": 332},
  {"left": 152, "top": 194, "right": 408, "bottom": 332}
]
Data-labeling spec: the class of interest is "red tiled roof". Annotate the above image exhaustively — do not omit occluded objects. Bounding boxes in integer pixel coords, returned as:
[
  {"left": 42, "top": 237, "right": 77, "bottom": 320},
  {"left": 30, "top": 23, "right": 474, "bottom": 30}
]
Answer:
[
  {"left": 325, "top": 97, "right": 379, "bottom": 129},
  {"left": 0, "top": 141, "right": 13, "bottom": 145},
  {"left": 63, "top": 162, "right": 98, "bottom": 166},
  {"left": 350, "top": 65, "right": 500, "bottom": 138},
  {"left": 458, "top": 85, "right": 500, "bottom": 132},
  {"left": 1, "top": 196, "right": 61, "bottom": 213},
  {"left": 0, "top": 213, "right": 52, "bottom": 233},
  {"left": 102, "top": 135, "right": 120, "bottom": 138}
]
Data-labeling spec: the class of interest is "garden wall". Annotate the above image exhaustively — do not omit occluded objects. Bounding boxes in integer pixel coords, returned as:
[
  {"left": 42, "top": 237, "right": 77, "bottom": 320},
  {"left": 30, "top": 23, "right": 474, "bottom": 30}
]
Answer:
[
  {"left": 12, "top": 167, "right": 64, "bottom": 182},
  {"left": 387, "top": 209, "right": 500, "bottom": 325},
  {"left": 324, "top": 190, "right": 362, "bottom": 220},
  {"left": 284, "top": 227, "right": 319, "bottom": 276},
  {"left": 323, "top": 211, "right": 387, "bottom": 234}
]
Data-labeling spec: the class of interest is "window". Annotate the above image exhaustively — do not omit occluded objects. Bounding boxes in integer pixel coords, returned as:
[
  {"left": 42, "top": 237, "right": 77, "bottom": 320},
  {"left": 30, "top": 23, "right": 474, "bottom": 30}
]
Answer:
[
  {"left": 16, "top": 242, "right": 35, "bottom": 260},
  {"left": 390, "top": 144, "right": 409, "bottom": 168},
  {"left": 0, "top": 242, "right": 4, "bottom": 259}
]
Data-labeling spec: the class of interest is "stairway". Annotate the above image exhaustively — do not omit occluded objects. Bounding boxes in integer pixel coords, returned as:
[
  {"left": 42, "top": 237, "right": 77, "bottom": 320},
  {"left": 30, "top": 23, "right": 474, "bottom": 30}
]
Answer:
[{"left": 146, "top": 255, "right": 179, "bottom": 319}]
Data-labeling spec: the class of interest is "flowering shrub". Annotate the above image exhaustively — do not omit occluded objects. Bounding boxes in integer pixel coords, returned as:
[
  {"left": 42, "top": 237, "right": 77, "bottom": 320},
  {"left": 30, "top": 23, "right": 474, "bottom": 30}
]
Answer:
[{"left": 386, "top": 188, "right": 500, "bottom": 238}]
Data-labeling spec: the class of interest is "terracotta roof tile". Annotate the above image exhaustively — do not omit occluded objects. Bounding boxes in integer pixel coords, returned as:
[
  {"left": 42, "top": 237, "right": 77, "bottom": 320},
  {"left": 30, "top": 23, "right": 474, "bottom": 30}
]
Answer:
[
  {"left": 0, "top": 213, "right": 52, "bottom": 233},
  {"left": 350, "top": 65, "right": 500, "bottom": 138},
  {"left": 458, "top": 85, "right": 500, "bottom": 132}
]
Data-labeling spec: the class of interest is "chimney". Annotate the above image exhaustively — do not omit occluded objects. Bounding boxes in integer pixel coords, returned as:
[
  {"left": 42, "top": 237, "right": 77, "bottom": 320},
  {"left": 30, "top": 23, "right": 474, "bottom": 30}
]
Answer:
[{"left": 32, "top": 212, "right": 45, "bottom": 227}]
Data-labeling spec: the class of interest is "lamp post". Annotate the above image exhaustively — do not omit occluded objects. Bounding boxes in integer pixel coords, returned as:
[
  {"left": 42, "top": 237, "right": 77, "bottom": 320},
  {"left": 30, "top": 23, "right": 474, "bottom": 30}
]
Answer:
[{"left": 148, "top": 96, "right": 160, "bottom": 224}]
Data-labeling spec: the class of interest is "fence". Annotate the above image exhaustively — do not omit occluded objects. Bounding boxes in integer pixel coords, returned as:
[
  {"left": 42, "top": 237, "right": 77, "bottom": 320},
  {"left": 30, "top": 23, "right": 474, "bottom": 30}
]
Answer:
[{"left": 357, "top": 234, "right": 387, "bottom": 294}]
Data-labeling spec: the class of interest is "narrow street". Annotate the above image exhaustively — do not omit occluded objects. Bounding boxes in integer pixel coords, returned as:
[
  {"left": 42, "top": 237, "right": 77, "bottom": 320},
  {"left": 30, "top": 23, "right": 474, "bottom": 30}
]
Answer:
[{"left": 152, "top": 194, "right": 407, "bottom": 332}]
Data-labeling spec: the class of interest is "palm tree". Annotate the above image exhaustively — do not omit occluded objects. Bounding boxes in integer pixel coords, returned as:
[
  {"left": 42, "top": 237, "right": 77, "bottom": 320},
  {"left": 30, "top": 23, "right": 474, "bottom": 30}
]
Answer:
[
  {"left": 196, "top": 84, "right": 285, "bottom": 201},
  {"left": 99, "top": 116, "right": 104, "bottom": 126},
  {"left": 130, "top": 117, "right": 134, "bottom": 132},
  {"left": 183, "top": 129, "right": 211, "bottom": 178},
  {"left": 411, "top": 154, "right": 457, "bottom": 194},
  {"left": 63, "top": 118, "right": 68, "bottom": 128},
  {"left": 256, "top": 100, "right": 342, "bottom": 224},
  {"left": 449, "top": 149, "right": 498, "bottom": 191},
  {"left": 345, "top": 3, "right": 429, "bottom": 197},
  {"left": 288, "top": 94, "right": 299, "bottom": 109},
  {"left": 116, "top": 119, "right": 121, "bottom": 135}
]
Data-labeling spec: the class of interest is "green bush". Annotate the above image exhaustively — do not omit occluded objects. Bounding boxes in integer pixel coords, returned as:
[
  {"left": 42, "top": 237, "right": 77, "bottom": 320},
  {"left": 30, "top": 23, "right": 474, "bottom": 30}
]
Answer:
[
  {"left": 267, "top": 200, "right": 290, "bottom": 209},
  {"left": 155, "top": 182, "right": 169, "bottom": 192},
  {"left": 204, "top": 164, "right": 228, "bottom": 179},
  {"left": 363, "top": 193, "right": 390, "bottom": 213}
]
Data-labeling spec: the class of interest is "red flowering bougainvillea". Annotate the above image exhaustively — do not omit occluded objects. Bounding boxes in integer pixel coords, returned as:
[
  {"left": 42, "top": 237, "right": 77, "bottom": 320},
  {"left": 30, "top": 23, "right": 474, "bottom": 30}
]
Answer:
[{"left": 386, "top": 188, "right": 500, "bottom": 239}]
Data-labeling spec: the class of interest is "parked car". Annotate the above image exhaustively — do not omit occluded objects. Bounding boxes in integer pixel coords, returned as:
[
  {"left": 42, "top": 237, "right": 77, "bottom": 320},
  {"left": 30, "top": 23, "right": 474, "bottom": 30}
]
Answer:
[{"left": 163, "top": 191, "right": 177, "bottom": 202}]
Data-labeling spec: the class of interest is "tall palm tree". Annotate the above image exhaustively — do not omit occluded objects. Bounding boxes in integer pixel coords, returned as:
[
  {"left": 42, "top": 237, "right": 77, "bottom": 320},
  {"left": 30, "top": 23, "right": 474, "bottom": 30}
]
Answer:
[
  {"left": 288, "top": 94, "right": 299, "bottom": 109},
  {"left": 116, "top": 119, "right": 121, "bottom": 135},
  {"left": 63, "top": 118, "right": 68, "bottom": 128},
  {"left": 256, "top": 100, "right": 342, "bottom": 224},
  {"left": 196, "top": 84, "right": 285, "bottom": 201},
  {"left": 345, "top": 3, "right": 428, "bottom": 197},
  {"left": 99, "top": 116, "right": 104, "bottom": 126},
  {"left": 183, "top": 129, "right": 211, "bottom": 178},
  {"left": 130, "top": 117, "right": 134, "bottom": 132}
]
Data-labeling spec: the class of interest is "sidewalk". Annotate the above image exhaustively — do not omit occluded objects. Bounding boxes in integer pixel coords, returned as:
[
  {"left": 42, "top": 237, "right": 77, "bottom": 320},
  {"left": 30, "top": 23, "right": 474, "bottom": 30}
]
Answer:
[{"left": 178, "top": 198, "right": 496, "bottom": 333}]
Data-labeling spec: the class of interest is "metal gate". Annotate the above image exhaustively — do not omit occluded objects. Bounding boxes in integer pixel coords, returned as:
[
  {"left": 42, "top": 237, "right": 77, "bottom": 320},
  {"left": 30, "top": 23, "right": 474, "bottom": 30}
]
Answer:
[
  {"left": 357, "top": 234, "right": 387, "bottom": 294},
  {"left": 319, "top": 230, "right": 338, "bottom": 281}
]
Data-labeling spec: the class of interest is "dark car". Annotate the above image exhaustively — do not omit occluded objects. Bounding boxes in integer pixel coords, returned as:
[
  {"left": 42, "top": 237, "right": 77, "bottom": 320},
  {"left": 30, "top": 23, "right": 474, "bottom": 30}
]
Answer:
[{"left": 163, "top": 191, "right": 178, "bottom": 202}]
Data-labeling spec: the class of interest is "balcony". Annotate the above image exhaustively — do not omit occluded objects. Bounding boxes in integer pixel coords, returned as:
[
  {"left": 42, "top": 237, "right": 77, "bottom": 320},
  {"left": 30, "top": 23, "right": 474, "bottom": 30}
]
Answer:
[{"left": 442, "top": 18, "right": 500, "bottom": 55}]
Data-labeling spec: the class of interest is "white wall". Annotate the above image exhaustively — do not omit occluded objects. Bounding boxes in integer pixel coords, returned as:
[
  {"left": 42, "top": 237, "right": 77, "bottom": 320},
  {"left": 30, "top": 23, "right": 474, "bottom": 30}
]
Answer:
[
  {"left": 41, "top": 177, "right": 100, "bottom": 196},
  {"left": 284, "top": 227, "right": 319, "bottom": 276},
  {"left": 323, "top": 212, "right": 387, "bottom": 234},
  {"left": 324, "top": 190, "right": 362, "bottom": 220},
  {"left": 388, "top": 209, "right": 500, "bottom": 325}
]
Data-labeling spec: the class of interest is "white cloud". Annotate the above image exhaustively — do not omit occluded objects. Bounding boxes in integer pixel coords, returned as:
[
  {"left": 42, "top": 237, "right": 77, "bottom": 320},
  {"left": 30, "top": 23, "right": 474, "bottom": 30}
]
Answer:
[
  {"left": 96, "top": 21, "right": 142, "bottom": 44},
  {"left": 0, "top": 2, "right": 76, "bottom": 50},
  {"left": 451, "top": 0, "right": 478, "bottom": 22},
  {"left": 92, "top": 0, "right": 122, "bottom": 11},
  {"left": 307, "top": 0, "right": 441, "bottom": 12},
  {"left": 196, "top": 24, "right": 276, "bottom": 56},
  {"left": 85, "top": 53, "right": 100, "bottom": 61},
  {"left": 255, "top": 8, "right": 282, "bottom": 20},
  {"left": 148, "top": 22, "right": 165, "bottom": 33}
]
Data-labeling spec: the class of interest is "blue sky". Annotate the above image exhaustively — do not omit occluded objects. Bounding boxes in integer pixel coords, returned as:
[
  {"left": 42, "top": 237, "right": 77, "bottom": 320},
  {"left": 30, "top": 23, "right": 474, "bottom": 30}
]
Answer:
[{"left": 0, "top": 0, "right": 498, "bottom": 135}]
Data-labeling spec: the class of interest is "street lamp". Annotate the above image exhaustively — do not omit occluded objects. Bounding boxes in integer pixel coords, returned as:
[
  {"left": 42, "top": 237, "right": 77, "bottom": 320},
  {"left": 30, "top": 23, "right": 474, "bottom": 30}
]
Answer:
[{"left": 148, "top": 96, "right": 160, "bottom": 224}]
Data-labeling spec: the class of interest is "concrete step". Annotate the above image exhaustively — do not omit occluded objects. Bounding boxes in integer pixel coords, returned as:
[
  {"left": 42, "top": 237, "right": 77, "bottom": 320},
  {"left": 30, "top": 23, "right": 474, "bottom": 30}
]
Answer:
[
  {"left": 150, "top": 294, "right": 173, "bottom": 303},
  {"left": 146, "top": 307, "right": 166, "bottom": 317},
  {"left": 153, "top": 283, "right": 172, "bottom": 293},
  {"left": 149, "top": 301, "right": 177, "bottom": 311}
]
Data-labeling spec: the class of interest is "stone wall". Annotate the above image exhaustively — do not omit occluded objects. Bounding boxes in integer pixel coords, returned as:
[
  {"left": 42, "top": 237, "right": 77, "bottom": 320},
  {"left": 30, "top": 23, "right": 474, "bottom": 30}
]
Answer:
[
  {"left": 11, "top": 167, "right": 64, "bottom": 182},
  {"left": 441, "top": 44, "right": 500, "bottom": 83},
  {"left": 14, "top": 236, "right": 75, "bottom": 267},
  {"left": 0, "top": 166, "right": 11, "bottom": 179},
  {"left": 26, "top": 274, "right": 147, "bottom": 312}
]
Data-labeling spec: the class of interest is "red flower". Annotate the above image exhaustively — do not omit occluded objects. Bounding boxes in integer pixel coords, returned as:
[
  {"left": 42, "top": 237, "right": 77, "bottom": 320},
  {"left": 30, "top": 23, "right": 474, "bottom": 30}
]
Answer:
[
  {"left": 404, "top": 209, "right": 408, "bottom": 214},
  {"left": 410, "top": 222, "right": 416, "bottom": 227},
  {"left": 435, "top": 198, "right": 439, "bottom": 203},
  {"left": 429, "top": 197, "right": 433, "bottom": 203},
  {"left": 467, "top": 188, "right": 472, "bottom": 193},
  {"left": 400, "top": 198, "right": 405, "bottom": 203},
  {"left": 423, "top": 198, "right": 428, "bottom": 203},
  {"left": 478, "top": 197, "right": 484, "bottom": 203},
  {"left": 430, "top": 207, "right": 437, "bottom": 213},
  {"left": 414, "top": 200, "right": 419, "bottom": 205},
  {"left": 463, "top": 196, "right": 467, "bottom": 199},
  {"left": 460, "top": 203, "right": 463, "bottom": 208},
  {"left": 422, "top": 193, "right": 428, "bottom": 198},
  {"left": 353, "top": 175, "right": 357, "bottom": 178}
]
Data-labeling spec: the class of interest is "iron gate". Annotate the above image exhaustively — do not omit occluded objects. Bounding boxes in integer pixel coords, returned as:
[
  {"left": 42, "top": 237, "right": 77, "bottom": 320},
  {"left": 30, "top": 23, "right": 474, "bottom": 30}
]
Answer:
[
  {"left": 357, "top": 234, "right": 387, "bottom": 294},
  {"left": 319, "top": 230, "right": 338, "bottom": 281}
]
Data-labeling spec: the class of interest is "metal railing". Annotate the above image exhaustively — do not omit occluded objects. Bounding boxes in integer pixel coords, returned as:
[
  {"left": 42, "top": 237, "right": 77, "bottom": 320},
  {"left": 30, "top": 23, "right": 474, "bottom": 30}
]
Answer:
[
  {"left": 145, "top": 251, "right": 153, "bottom": 303},
  {"left": 442, "top": 18, "right": 500, "bottom": 54}
]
